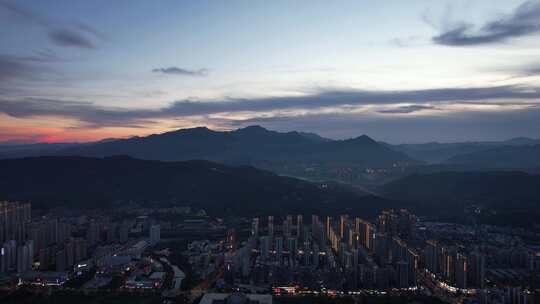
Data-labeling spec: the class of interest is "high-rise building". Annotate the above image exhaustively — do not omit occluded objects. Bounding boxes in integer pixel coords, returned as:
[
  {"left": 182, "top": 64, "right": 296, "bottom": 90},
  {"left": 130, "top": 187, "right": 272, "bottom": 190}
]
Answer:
[
  {"left": 65, "top": 239, "right": 75, "bottom": 267},
  {"left": 119, "top": 222, "right": 130, "bottom": 244},
  {"left": 339, "top": 215, "right": 348, "bottom": 240},
  {"left": 425, "top": 240, "right": 439, "bottom": 274},
  {"left": 391, "top": 236, "right": 407, "bottom": 263},
  {"left": 57, "top": 222, "right": 72, "bottom": 245},
  {"left": 455, "top": 253, "right": 468, "bottom": 289},
  {"left": 398, "top": 209, "right": 416, "bottom": 239},
  {"left": 16, "top": 242, "right": 31, "bottom": 273},
  {"left": 275, "top": 236, "right": 284, "bottom": 258},
  {"left": 86, "top": 222, "right": 101, "bottom": 246},
  {"left": 1, "top": 240, "right": 17, "bottom": 272},
  {"left": 73, "top": 238, "right": 87, "bottom": 263},
  {"left": 469, "top": 252, "right": 485, "bottom": 288},
  {"left": 360, "top": 222, "right": 374, "bottom": 251},
  {"left": 267, "top": 216, "right": 274, "bottom": 239},
  {"left": 227, "top": 229, "right": 237, "bottom": 251},
  {"left": 374, "top": 233, "right": 390, "bottom": 264},
  {"left": 0, "top": 201, "right": 31, "bottom": 245},
  {"left": 396, "top": 261, "right": 410, "bottom": 288},
  {"left": 325, "top": 216, "right": 332, "bottom": 239},
  {"left": 407, "top": 248, "right": 419, "bottom": 286},
  {"left": 285, "top": 215, "right": 293, "bottom": 237},
  {"left": 297, "top": 215, "right": 303, "bottom": 239},
  {"left": 378, "top": 210, "right": 398, "bottom": 236},
  {"left": 505, "top": 287, "right": 530, "bottom": 304},
  {"left": 259, "top": 236, "right": 269, "bottom": 260},
  {"left": 287, "top": 237, "right": 297, "bottom": 257},
  {"left": 251, "top": 218, "right": 259, "bottom": 237},
  {"left": 311, "top": 215, "right": 319, "bottom": 240},
  {"left": 56, "top": 249, "right": 66, "bottom": 272},
  {"left": 313, "top": 243, "right": 320, "bottom": 268},
  {"left": 106, "top": 223, "right": 118, "bottom": 244},
  {"left": 149, "top": 224, "right": 160, "bottom": 246}
]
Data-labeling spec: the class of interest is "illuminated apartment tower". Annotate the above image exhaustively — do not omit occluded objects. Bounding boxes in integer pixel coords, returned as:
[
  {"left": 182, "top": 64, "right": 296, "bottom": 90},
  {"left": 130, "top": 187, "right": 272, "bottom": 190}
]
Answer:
[
  {"left": 311, "top": 215, "right": 319, "bottom": 240},
  {"left": 469, "top": 252, "right": 485, "bottom": 288},
  {"left": 425, "top": 240, "right": 439, "bottom": 274},
  {"left": 285, "top": 215, "right": 293, "bottom": 237},
  {"left": 339, "top": 214, "right": 348, "bottom": 240},
  {"left": 251, "top": 218, "right": 259, "bottom": 236},
  {"left": 267, "top": 216, "right": 274, "bottom": 239},
  {"left": 407, "top": 248, "right": 419, "bottom": 286},
  {"left": 325, "top": 216, "right": 332, "bottom": 239},
  {"left": 296, "top": 215, "right": 303, "bottom": 239},
  {"left": 358, "top": 221, "right": 374, "bottom": 251},
  {"left": 354, "top": 218, "right": 362, "bottom": 234},
  {"left": 454, "top": 253, "right": 468, "bottom": 289}
]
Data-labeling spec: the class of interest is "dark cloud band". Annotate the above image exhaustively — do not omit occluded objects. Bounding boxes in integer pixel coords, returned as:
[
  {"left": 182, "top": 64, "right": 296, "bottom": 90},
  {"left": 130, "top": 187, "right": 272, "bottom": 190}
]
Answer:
[
  {"left": 433, "top": 1, "right": 540, "bottom": 46},
  {"left": 152, "top": 67, "right": 208, "bottom": 77},
  {"left": 0, "top": 2, "right": 102, "bottom": 50},
  {"left": 0, "top": 85, "right": 539, "bottom": 128}
]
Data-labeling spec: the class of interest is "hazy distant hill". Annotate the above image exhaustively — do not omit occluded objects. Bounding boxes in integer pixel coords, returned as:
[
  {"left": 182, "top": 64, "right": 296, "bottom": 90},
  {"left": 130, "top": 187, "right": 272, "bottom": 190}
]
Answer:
[
  {"left": 384, "top": 138, "right": 540, "bottom": 163},
  {"left": 380, "top": 171, "right": 540, "bottom": 225},
  {"left": 444, "top": 144, "right": 540, "bottom": 168},
  {"left": 0, "top": 142, "right": 81, "bottom": 159},
  {"left": 0, "top": 156, "right": 397, "bottom": 216}
]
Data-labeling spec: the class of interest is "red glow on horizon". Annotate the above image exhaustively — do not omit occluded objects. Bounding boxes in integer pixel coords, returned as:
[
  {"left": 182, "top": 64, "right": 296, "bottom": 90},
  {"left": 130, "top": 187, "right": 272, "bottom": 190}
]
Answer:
[{"left": 0, "top": 125, "right": 172, "bottom": 145}]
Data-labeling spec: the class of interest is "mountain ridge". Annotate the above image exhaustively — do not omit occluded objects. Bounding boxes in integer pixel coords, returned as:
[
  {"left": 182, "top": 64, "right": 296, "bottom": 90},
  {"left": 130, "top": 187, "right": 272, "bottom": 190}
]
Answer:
[{"left": 0, "top": 155, "right": 398, "bottom": 217}]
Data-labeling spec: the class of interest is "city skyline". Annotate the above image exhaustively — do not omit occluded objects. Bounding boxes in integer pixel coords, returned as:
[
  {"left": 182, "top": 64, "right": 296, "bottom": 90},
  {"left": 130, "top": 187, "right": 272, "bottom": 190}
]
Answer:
[{"left": 2, "top": 0, "right": 540, "bottom": 143}]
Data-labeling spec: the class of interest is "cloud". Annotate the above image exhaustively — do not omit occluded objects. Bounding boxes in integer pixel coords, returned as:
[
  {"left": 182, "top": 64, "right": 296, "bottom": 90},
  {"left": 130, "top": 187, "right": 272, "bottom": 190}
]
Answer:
[
  {"left": 0, "top": 1, "right": 103, "bottom": 49},
  {"left": 1, "top": 85, "right": 540, "bottom": 129},
  {"left": 514, "top": 63, "right": 540, "bottom": 77},
  {"left": 432, "top": 1, "right": 540, "bottom": 46},
  {"left": 152, "top": 67, "right": 208, "bottom": 77},
  {"left": 0, "top": 55, "right": 31, "bottom": 81},
  {"left": 0, "top": 54, "right": 54, "bottom": 82},
  {"left": 49, "top": 28, "right": 95, "bottom": 49},
  {"left": 377, "top": 105, "right": 438, "bottom": 114},
  {"left": 389, "top": 36, "right": 424, "bottom": 48},
  {"left": 222, "top": 107, "right": 540, "bottom": 143},
  {"left": 0, "top": 51, "right": 59, "bottom": 82}
]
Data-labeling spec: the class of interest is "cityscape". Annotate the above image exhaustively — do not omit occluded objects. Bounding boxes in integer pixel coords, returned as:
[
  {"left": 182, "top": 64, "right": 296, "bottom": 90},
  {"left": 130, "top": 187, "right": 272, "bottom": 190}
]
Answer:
[
  {"left": 1, "top": 200, "right": 539, "bottom": 303},
  {"left": 2, "top": 1, "right": 540, "bottom": 303}
]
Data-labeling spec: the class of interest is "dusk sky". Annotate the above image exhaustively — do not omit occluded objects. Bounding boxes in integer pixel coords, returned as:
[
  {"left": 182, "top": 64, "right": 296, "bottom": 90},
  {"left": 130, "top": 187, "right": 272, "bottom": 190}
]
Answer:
[{"left": 1, "top": 0, "right": 540, "bottom": 143}]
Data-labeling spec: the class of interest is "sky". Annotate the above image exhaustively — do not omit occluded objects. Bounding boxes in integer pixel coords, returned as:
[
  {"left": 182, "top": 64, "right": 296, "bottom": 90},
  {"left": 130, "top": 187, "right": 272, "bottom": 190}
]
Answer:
[{"left": 1, "top": 0, "right": 540, "bottom": 143}]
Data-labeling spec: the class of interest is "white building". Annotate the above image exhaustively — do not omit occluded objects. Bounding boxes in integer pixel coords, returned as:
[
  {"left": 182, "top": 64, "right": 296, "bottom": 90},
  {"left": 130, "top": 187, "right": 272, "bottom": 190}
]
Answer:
[{"left": 149, "top": 225, "right": 160, "bottom": 246}]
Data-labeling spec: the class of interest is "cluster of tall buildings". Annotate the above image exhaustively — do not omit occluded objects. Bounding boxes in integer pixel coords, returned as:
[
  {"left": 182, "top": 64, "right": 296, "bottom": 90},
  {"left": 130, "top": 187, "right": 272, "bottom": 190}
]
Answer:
[
  {"left": 324, "top": 209, "right": 419, "bottom": 290},
  {"left": 250, "top": 215, "right": 324, "bottom": 269},
  {"left": 1, "top": 201, "right": 33, "bottom": 273},
  {"left": 227, "top": 209, "right": 419, "bottom": 290},
  {"left": 0, "top": 201, "right": 158, "bottom": 275},
  {"left": 425, "top": 239, "right": 485, "bottom": 289}
]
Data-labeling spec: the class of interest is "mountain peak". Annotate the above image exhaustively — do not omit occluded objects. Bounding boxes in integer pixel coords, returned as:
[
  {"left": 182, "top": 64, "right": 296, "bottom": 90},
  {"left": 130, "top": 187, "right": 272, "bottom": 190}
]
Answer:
[
  {"left": 238, "top": 125, "right": 268, "bottom": 132},
  {"left": 169, "top": 126, "right": 213, "bottom": 134},
  {"left": 233, "top": 125, "right": 273, "bottom": 135},
  {"left": 351, "top": 134, "right": 377, "bottom": 144}
]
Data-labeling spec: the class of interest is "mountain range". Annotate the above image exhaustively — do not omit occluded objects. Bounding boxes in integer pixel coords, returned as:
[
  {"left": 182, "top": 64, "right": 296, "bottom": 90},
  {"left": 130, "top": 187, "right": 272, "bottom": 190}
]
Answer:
[
  {"left": 383, "top": 138, "right": 540, "bottom": 164},
  {"left": 444, "top": 144, "right": 540, "bottom": 169},
  {"left": 3, "top": 155, "right": 540, "bottom": 226},
  {"left": 0, "top": 156, "right": 398, "bottom": 217},
  {"left": 53, "top": 125, "right": 416, "bottom": 167},
  {"left": 1, "top": 126, "right": 539, "bottom": 187},
  {"left": 0, "top": 126, "right": 419, "bottom": 186}
]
